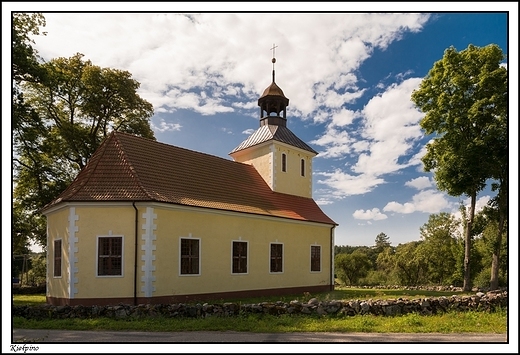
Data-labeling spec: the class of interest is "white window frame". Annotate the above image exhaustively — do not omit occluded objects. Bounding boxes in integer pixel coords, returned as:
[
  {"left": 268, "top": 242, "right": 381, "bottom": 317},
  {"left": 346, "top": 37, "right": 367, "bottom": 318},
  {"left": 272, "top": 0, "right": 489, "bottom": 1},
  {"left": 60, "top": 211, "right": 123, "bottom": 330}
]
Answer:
[
  {"left": 96, "top": 235, "right": 124, "bottom": 278},
  {"left": 310, "top": 244, "right": 321, "bottom": 273},
  {"left": 269, "top": 242, "right": 284, "bottom": 274},
  {"left": 231, "top": 240, "right": 249, "bottom": 275},
  {"left": 179, "top": 236, "right": 201, "bottom": 276},
  {"left": 53, "top": 239, "right": 62, "bottom": 278}
]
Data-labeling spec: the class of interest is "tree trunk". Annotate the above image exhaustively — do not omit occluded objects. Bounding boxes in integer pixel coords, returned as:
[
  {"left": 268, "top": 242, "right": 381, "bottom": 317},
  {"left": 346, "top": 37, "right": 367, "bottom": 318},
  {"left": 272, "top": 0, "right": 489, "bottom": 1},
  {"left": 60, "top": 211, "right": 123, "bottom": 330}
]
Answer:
[
  {"left": 490, "top": 210, "right": 505, "bottom": 290},
  {"left": 463, "top": 192, "right": 476, "bottom": 292}
]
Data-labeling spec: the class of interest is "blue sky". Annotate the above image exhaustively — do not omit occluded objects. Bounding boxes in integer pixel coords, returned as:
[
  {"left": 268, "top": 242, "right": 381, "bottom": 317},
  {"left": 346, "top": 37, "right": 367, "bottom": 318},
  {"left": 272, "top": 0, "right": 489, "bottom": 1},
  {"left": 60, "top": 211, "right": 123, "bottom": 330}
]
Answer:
[{"left": 4, "top": 4, "right": 517, "bottom": 249}]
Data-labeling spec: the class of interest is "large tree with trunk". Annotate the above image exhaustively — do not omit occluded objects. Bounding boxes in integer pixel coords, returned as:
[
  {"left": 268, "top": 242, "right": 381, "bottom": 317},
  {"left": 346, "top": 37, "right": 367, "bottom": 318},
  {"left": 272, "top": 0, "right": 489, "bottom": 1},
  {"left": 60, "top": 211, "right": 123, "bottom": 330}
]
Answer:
[
  {"left": 411, "top": 44, "right": 507, "bottom": 291},
  {"left": 13, "top": 13, "right": 156, "bottom": 249}
]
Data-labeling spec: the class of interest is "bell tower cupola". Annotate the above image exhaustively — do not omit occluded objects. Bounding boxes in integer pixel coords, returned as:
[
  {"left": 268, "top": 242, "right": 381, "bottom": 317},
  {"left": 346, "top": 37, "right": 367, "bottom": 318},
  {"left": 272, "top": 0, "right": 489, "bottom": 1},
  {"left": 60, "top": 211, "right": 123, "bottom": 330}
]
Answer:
[{"left": 258, "top": 44, "right": 289, "bottom": 127}]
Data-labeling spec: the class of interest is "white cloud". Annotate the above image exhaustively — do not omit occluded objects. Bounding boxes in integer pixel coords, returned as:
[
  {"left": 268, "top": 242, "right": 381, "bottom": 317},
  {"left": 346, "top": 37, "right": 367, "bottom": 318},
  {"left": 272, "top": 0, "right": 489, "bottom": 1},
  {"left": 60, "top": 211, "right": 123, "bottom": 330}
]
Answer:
[
  {"left": 152, "top": 119, "right": 182, "bottom": 133},
  {"left": 312, "top": 127, "right": 354, "bottom": 159},
  {"left": 313, "top": 77, "right": 426, "bottom": 196},
  {"left": 242, "top": 128, "right": 255, "bottom": 135},
  {"left": 316, "top": 169, "right": 385, "bottom": 197},
  {"left": 353, "top": 208, "right": 388, "bottom": 221},
  {"left": 31, "top": 13, "right": 430, "bottom": 120},
  {"left": 383, "top": 189, "right": 452, "bottom": 214},
  {"left": 405, "top": 176, "right": 433, "bottom": 190}
]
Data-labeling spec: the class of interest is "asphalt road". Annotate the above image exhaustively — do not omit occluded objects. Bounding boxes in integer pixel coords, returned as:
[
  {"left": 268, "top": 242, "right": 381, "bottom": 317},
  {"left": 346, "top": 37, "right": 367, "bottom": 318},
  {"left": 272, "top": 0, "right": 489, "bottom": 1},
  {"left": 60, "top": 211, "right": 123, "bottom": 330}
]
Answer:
[{"left": 12, "top": 328, "right": 508, "bottom": 343}]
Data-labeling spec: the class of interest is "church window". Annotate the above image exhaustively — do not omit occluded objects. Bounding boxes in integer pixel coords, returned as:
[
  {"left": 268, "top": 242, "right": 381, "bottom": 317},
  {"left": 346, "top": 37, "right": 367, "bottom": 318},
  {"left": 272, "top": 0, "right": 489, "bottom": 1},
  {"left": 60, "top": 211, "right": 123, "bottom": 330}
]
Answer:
[
  {"left": 301, "top": 159, "right": 305, "bottom": 177},
  {"left": 53, "top": 239, "right": 62, "bottom": 277},
  {"left": 232, "top": 241, "right": 248, "bottom": 274},
  {"left": 97, "top": 236, "right": 123, "bottom": 276},
  {"left": 180, "top": 238, "right": 200, "bottom": 275},
  {"left": 281, "top": 153, "right": 287, "bottom": 172},
  {"left": 310, "top": 245, "right": 321, "bottom": 272},
  {"left": 270, "top": 243, "right": 283, "bottom": 273}
]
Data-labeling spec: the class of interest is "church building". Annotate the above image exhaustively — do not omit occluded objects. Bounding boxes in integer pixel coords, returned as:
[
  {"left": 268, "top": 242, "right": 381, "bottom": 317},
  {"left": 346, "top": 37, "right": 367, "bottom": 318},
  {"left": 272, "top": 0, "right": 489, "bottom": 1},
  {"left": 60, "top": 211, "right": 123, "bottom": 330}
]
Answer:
[{"left": 42, "top": 54, "right": 337, "bottom": 306}]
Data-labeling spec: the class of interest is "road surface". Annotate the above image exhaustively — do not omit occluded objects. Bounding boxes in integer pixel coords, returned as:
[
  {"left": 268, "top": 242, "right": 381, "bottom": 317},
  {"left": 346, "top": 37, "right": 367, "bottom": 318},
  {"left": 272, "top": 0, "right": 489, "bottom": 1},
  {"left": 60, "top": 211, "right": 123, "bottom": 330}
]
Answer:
[{"left": 12, "top": 328, "right": 508, "bottom": 343}]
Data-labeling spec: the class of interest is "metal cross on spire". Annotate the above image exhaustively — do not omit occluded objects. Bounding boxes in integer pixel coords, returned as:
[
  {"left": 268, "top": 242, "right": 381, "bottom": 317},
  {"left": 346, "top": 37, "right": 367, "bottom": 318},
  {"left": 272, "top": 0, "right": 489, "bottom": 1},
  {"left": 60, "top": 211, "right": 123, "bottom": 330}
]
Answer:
[
  {"left": 270, "top": 43, "right": 278, "bottom": 60},
  {"left": 270, "top": 43, "right": 278, "bottom": 81}
]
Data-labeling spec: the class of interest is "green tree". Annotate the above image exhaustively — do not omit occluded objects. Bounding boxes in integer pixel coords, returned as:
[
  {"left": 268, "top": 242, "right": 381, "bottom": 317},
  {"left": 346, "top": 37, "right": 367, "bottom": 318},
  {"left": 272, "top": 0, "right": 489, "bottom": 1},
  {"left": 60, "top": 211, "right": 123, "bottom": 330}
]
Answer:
[
  {"left": 334, "top": 250, "right": 371, "bottom": 286},
  {"left": 12, "top": 13, "right": 48, "bottom": 255},
  {"left": 374, "top": 232, "right": 391, "bottom": 254},
  {"left": 13, "top": 51, "right": 155, "bottom": 248},
  {"left": 393, "top": 241, "right": 428, "bottom": 286},
  {"left": 334, "top": 245, "right": 357, "bottom": 256},
  {"left": 12, "top": 13, "right": 46, "bottom": 84},
  {"left": 26, "top": 254, "right": 47, "bottom": 286},
  {"left": 411, "top": 44, "right": 507, "bottom": 291},
  {"left": 473, "top": 206, "right": 508, "bottom": 288},
  {"left": 416, "top": 213, "right": 460, "bottom": 285}
]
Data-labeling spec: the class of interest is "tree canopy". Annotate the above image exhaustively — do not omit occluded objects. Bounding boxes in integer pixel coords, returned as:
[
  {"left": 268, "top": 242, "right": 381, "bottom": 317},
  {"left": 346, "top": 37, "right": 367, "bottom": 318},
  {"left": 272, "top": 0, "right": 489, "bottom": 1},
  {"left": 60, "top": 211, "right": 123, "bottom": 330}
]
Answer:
[
  {"left": 411, "top": 44, "right": 507, "bottom": 291},
  {"left": 12, "top": 14, "right": 156, "bottom": 249}
]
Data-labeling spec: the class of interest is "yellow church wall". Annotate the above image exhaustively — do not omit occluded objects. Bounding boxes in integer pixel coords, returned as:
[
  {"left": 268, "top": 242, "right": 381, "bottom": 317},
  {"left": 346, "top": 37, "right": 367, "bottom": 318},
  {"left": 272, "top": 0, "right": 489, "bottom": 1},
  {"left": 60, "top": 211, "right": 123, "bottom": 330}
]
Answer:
[
  {"left": 230, "top": 144, "right": 273, "bottom": 189},
  {"left": 46, "top": 204, "right": 138, "bottom": 300},
  {"left": 230, "top": 142, "right": 315, "bottom": 198},
  {"left": 46, "top": 203, "right": 333, "bottom": 303},
  {"left": 273, "top": 144, "right": 314, "bottom": 198},
  {"left": 46, "top": 208, "right": 70, "bottom": 300},
  {"left": 72, "top": 206, "right": 136, "bottom": 299},
  {"left": 151, "top": 205, "right": 332, "bottom": 297}
]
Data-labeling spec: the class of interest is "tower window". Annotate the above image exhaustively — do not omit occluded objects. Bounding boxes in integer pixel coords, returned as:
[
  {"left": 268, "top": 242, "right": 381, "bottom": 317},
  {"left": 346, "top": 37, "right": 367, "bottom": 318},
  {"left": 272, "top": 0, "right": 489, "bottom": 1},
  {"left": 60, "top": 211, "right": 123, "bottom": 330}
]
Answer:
[
  {"left": 301, "top": 159, "right": 305, "bottom": 177},
  {"left": 281, "top": 153, "right": 287, "bottom": 172}
]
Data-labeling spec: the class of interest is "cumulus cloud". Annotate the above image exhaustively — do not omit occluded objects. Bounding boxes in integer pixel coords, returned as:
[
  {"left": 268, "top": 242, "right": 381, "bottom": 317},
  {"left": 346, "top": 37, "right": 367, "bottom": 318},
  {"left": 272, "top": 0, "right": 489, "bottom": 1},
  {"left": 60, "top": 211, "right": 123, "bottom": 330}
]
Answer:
[
  {"left": 32, "top": 13, "right": 430, "bottom": 120},
  {"left": 316, "top": 169, "right": 385, "bottom": 197},
  {"left": 314, "top": 77, "right": 425, "bottom": 195},
  {"left": 152, "top": 119, "right": 182, "bottom": 133},
  {"left": 353, "top": 208, "right": 388, "bottom": 221},
  {"left": 405, "top": 176, "right": 433, "bottom": 190},
  {"left": 28, "top": 12, "right": 438, "bottom": 206},
  {"left": 242, "top": 128, "right": 255, "bottom": 135},
  {"left": 383, "top": 190, "right": 452, "bottom": 214}
]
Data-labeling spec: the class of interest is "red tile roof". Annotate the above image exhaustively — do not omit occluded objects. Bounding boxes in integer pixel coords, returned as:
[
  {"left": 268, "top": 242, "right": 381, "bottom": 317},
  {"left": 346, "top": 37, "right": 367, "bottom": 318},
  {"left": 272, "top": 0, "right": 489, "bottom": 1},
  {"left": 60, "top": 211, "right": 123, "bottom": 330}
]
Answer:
[{"left": 43, "top": 132, "right": 336, "bottom": 226}]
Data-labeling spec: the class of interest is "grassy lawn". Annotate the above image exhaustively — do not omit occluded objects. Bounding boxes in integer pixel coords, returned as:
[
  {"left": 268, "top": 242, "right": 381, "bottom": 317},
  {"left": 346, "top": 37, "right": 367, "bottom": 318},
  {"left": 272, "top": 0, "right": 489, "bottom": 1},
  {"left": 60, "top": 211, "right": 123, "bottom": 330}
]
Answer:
[{"left": 12, "top": 288, "right": 507, "bottom": 334}]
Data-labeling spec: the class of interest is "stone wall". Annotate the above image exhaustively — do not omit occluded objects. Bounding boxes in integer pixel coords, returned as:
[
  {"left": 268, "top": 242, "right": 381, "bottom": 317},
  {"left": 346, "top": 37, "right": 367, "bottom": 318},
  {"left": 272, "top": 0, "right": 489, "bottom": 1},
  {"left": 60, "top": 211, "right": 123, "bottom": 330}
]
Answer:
[{"left": 13, "top": 290, "right": 506, "bottom": 320}]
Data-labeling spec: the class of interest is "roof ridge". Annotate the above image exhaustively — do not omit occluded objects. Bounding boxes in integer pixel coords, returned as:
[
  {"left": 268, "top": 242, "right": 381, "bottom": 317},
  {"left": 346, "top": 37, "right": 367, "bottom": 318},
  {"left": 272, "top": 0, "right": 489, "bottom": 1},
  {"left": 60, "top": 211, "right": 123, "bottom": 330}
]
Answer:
[{"left": 115, "top": 131, "right": 241, "bottom": 166}]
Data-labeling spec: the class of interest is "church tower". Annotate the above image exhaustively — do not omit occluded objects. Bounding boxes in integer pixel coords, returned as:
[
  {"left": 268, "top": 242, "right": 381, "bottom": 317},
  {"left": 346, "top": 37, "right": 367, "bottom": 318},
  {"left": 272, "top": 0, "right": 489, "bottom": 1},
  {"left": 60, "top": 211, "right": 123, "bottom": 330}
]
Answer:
[{"left": 230, "top": 47, "right": 317, "bottom": 198}]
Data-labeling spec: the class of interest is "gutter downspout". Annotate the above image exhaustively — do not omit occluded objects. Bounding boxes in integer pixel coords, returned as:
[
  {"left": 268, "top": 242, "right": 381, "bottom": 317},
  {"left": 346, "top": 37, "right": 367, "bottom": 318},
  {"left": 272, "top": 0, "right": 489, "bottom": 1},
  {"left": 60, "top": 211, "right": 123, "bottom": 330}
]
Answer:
[
  {"left": 133, "top": 202, "right": 138, "bottom": 306},
  {"left": 330, "top": 225, "right": 336, "bottom": 291}
]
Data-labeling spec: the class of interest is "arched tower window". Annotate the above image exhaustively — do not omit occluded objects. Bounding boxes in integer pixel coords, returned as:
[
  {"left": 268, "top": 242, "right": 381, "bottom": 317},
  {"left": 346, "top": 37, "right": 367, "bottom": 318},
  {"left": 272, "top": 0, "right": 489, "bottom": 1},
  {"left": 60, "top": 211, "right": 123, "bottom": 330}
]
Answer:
[
  {"left": 301, "top": 159, "right": 305, "bottom": 177},
  {"left": 281, "top": 153, "right": 287, "bottom": 172}
]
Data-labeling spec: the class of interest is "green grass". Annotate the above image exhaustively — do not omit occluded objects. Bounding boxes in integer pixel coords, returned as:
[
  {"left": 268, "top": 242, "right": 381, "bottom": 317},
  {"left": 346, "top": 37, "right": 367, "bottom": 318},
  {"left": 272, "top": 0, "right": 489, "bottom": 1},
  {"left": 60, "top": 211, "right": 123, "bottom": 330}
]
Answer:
[
  {"left": 13, "top": 309, "right": 507, "bottom": 333},
  {"left": 12, "top": 289, "right": 507, "bottom": 334},
  {"left": 12, "top": 294, "right": 47, "bottom": 306}
]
